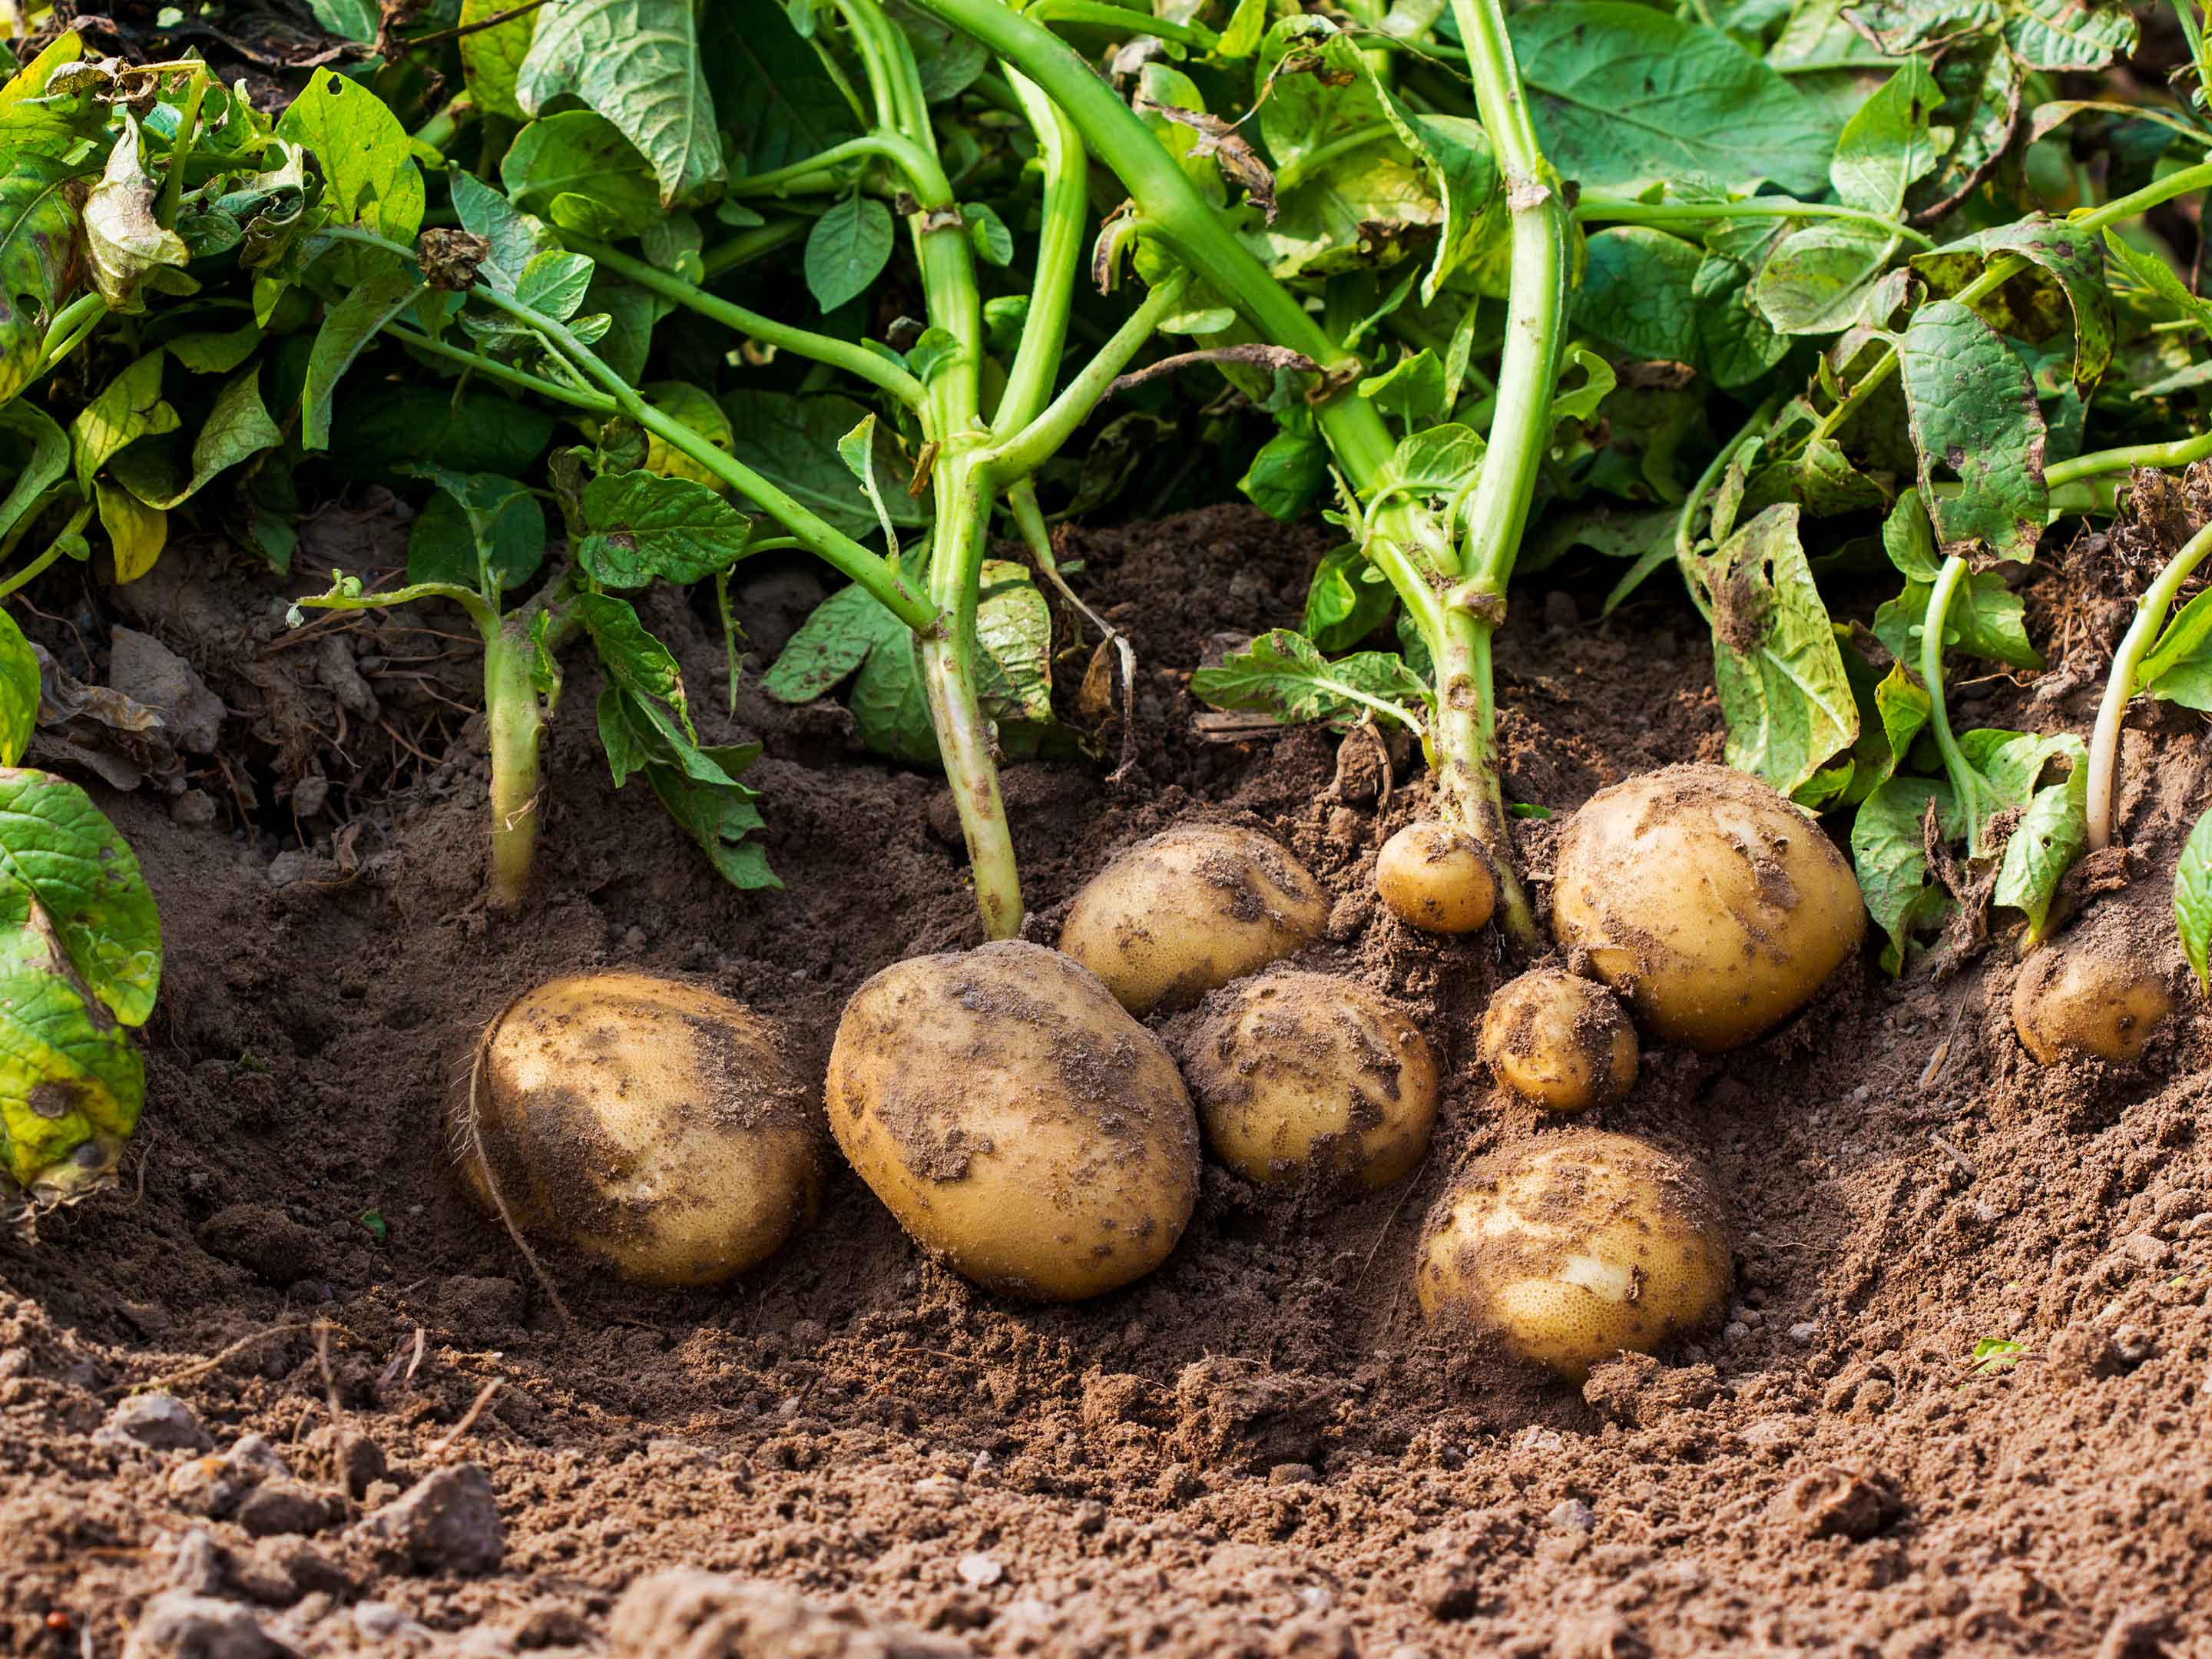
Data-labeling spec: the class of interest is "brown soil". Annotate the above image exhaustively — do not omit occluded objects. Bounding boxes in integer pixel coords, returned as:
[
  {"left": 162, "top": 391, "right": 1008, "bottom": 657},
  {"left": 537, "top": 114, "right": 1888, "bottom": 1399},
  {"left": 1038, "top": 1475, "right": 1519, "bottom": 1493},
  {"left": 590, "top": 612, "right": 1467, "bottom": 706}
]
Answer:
[{"left": 2, "top": 504, "right": 2208, "bottom": 1658}]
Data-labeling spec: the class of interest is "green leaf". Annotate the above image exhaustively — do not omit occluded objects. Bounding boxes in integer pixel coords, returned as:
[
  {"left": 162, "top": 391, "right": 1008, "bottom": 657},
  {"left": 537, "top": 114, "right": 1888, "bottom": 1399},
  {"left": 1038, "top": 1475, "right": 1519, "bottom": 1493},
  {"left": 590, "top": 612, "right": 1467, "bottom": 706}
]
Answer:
[
  {"left": 724, "top": 392, "right": 928, "bottom": 540},
  {"left": 2176, "top": 806, "right": 2212, "bottom": 992},
  {"left": 81, "top": 115, "right": 190, "bottom": 313},
  {"left": 1578, "top": 227, "right": 1702, "bottom": 365},
  {"left": 645, "top": 746, "right": 779, "bottom": 891},
  {"left": 2005, "top": 0, "right": 2137, "bottom": 69},
  {"left": 1358, "top": 349, "right": 1448, "bottom": 429},
  {"left": 1687, "top": 503, "right": 1857, "bottom": 794},
  {"left": 459, "top": 0, "right": 540, "bottom": 121},
  {"left": 578, "top": 469, "right": 752, "bottom": 588},
  {"left": 2132, "top": 586, "right": 2212, "bottom": 708},
  {"left": 1753, "top": 222, "right": 1895, "bottom": 336},
  {"left": 974, "top": 559, "right": 1055, "bottom": 730},
  {"left": 306, "top": 0, "right": 378, "bottom": 40},
  {"left": 1881, "top": 488, "right": 1944, "bottom": 582},
  {"left": 406, "top": 471, "right": 545, "bottom": 598},
  {"left": 166, "top": 323, "right": 264, "bottom": 376},
  {"left": 1550, "top": 345, "right": 1617, "bottom": 425},
  {"left": 500, "top": 111, "right": 659, "bottom": 237},
  {"left": 760, "top": 580, "right": 902, "bottom": 704},
  {"left": 1831, "top": 60, "right": 1941, "bottom": 215},
  {"left": 1851, "top": 775, "right": 1954, "bottom": 972},
  {"left": 0, "top": 611, "right": 36, "bottom": 767},
  {"left": 0, "top": 768, "right": 161, "bottom": 1025},
  {"left": 1896, "top": 300, "right": 2047, "bottom": 561},
  {"left": 515, "top": 249, "right": 594, "bottom": 321},
  {"left": 331, "top": 386, "right": 557, "bottom": 481},
  {"left": 1303, "top": 545, "right": 1394, "bottom": 653},
  {"left": 448, "top": 170, "right": 561, "bottom": 293},
  {"left": 516, "top": 0, "right": 723, "bottom": 206},
  {"left": 0, "top": 402, "right": 67, "bottom": 546},
  {"left": 964, "top": 200, "right": 1012, "bottom": 267},
  {"left": 1190, "top": 629, "right": 1431, "bottom": 735},
  {"left": 300, "top": 266, "right": 426, "bottom": 452},
  {"left": 1240, "top": 425, "right": 1327, "bottom": 522},
  {"left": 1912, "top": 219, "right": 2114, "bottom": 386},
  {"left": 1874, "top": 571, "right": 2042, "bottom": 672},
  {"left": 2103, "top": 230, "right": 2212, "bottom": 336},
  {"left": 1909, "top": 34, "right": 2018, "bottom": 219},
  {"left": 0, "top": 151, "right": 82, "bottom": 407},
  {"left": 1992, "top": 764, "right": 2086, "bottom": 942},
  {"left": 108, "top": 366, "right": 283, "bottom": 511},
  {"left": 275, "top": 70, "right": 425, "bottom": 245},
  {"left": 577, "top": 591, "right": 719, "bottom": 767},
  {"left": 71, "top": 352, "right": 180, "bottom": 492},
  {"left": 1513, "top": 2, "right": 1835, "bottom": 195},
  {"left": 0, "top": 900, "right": 146, "bottom": 1200},
  {"left": 1694, "top": 222, "right": 1791, "bottom": 389},
  {"left": 705, "top": 0, "right": 862, "bottom": 175},
  {"left": 804, "top": 195, "right": 893, "bottom": 313}
]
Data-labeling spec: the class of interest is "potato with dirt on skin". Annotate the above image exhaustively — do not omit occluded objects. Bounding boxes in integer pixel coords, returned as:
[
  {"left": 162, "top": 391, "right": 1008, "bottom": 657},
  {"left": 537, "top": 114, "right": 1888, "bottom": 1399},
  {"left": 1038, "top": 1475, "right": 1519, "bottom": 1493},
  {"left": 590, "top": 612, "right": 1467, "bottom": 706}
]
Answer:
[
  {"left": 826, "top": 940, "right": 1199, "bottom": 1302},
  {"left": 1058, "top": 823, "right": 1329, "bottom": 1015},
  {"left": 2012, "top": 942, "right": 2173, "bottom": 1064},
  {"left": 1480, "top": 969, "right": 1637, "bottom": 1113},
  {"left": 459, "top": 972, "right": 822, "bottom": 1289},
  {"left": 1551, "top": 763, "right": 1866, "bottom": 1053},
  {"left": 1416, "top": 1129, "right": 1731, "bottom": 1382},
  {"left": 1375, "top": 820, "right": 1497, "bottom": 934},
  {"left": 1176, "top": 971, "right": 1439, "bottom": 1192}
]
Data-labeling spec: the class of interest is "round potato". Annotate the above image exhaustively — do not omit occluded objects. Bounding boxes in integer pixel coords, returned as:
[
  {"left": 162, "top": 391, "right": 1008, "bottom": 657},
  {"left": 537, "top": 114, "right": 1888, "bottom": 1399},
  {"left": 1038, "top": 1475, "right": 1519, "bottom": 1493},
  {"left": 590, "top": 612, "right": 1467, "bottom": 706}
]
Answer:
[
  {"left": 2012, "top": 943, "right": 2172, "bottom": 1065},
  {"left": 1551, "top": 763, "right": 1865, "bottom": 1051},
  {"left": 1480, "top": 969, "right": 1637, "bottom": 1113},
  {"left": 1058, "top": 823, "right": 1328, "bottom": 1015},
  {"left": 1376, "top": 820, "right": 1497, "bottom": 934},
  {"left": 826, "top": 940, "right": 1199, "bottom": 1301},
  {"left": 460, "top": 972, "right": 821, "bottom": 1289},
  {"left": 1416, "top": 1129, "right": 1730, "bottom": 1382},
  {"left": 1177, "top": 971, "right": 1438, "bottom": 1191}
]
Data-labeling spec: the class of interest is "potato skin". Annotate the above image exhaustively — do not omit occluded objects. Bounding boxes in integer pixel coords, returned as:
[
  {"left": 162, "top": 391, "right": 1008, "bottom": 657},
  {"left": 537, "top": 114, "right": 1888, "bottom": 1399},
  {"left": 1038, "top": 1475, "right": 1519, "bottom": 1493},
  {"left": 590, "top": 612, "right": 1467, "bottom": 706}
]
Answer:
[
  {"left": 462, "top": 972, "right": 822, "bottom": 1289},
  {"left": 1551, "top": 763, "right": 1865, "bottom": 1051},
  {"left": 1376, "top": 821, "right": 1497, "bottom": 934},
  {"left": 1177, "top": 971, "right": 1438, "bottom": 1191},
  {"left": 1480, "top": 969, "right": 1637, "bottom": 1113},
  {"left": 826, "top": 940, "right": 1199, "bottom": 1302},
  {"left": 2012, "top": 945, "right": 2172, "bottom": 1064},
  {"left": 1058, "top": 824, "right": 1328, "bottom": 1015},
  {"left": 1416, "top": 1130, "right": 1730, "bottom": 1382}
]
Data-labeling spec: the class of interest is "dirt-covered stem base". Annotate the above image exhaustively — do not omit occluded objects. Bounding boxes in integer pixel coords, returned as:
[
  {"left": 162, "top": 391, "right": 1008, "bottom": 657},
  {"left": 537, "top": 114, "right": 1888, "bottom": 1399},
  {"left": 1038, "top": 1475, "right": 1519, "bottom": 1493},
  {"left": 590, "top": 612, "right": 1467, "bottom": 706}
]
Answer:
[
  {"left": 482, "top": 621, "right": 547, "bottom": 913},
  {"left": 1435, "top": 604, "right": 1538, "bottom": 946}
]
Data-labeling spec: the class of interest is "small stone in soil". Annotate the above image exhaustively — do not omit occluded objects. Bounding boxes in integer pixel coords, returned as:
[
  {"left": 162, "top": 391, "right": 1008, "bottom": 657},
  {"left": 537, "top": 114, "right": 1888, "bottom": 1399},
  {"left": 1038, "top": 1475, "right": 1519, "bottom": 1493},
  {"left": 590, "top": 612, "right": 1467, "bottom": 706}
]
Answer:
[
  {"left": 98, "top": 1392, "right": 211, "bottom": 1454},
  {"left": 955, "top": 1553, "right": 1004, "bottom": 1588},
  {"left": 356, "top": 1464, "right": 505, "bottom": 1575},
  {"left": 1546, "top": 1499, "right": 1597, "bottom": 1533},
  {"left": 127, "top": 1591, "right": 295, "bottom": 1659},
  {"left": 235, "top": 1480, "right": 338, "bottom": 1538}
]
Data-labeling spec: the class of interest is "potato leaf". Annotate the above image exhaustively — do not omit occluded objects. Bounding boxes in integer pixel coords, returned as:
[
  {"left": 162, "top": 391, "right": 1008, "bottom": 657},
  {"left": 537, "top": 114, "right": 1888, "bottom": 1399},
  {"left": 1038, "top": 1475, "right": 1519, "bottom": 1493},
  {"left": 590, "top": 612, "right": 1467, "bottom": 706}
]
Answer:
[
  {"left": 517, "top": 0, "right": 723, "bottom": 206},
  {"left": 1190, "top": 629, "right": 1431, "bottom": 736},
  {"left": 81, "top": 115, "right": 189, "bottom": 313},
  {"left": 71, "top": 352, "right": 179, "bottom": 492},
  {"left": 0, "top": 403, "right": 68, "bottom": 546},
  {"left": 0, "top": 767, "right": 161, "bottom": 1026},
  {"left": 1688, "top": 505, "right": 1858, "bottom": 795},
  {"left": 1911, "top": 219, "right": 2114, "bottom": 386},
  {"left": 1896, "top": 300, "right": 2048, "bottom": 561},
  {"left": 1239, "top": 425, "right": 1329, "bottom": 522},
  {"left": 500, "top": 111, "right": 659, "bottom": 238},
  {"left": 0, "top": 611, "right": 37, "bottom": 767},
  {"left": 1831, "top": 61, "right": 1942, "bottom": 216},
  {"left": 804, "top": 195, "right": 894, "bottom": 313},
  {"left": 705, "top": 0, "right": 862, "bottom": 177},
  {"left": 406, "top": 471, "right": 546, "bottom": 598},
  {"left": 645, "top": 744, "right": 779, "bottom": 891},
  {"left": 1303, "top": 545, "right": 1395, "bottom": 653},
  {"left": 578, "top": 470, "right": 752, "bottom": 589},
  {"left": 1992, "top": 763, "right": 2086, "bottom": 942},
  {"left": 2134, "top": 586, "right": 2212, "bottom": 709},
  {"left": 1578, "top": 228, "right": 1703, "bottom": 365},
  {"left": 0, "top": 151, "right": 83, "bottom": 407},
  {"left": 300, "top": 266, "right": 426, "bottom": 451},
  {"left": 1851, "top": 775, "right": 1958, "bottom": 972},
  {"left": 108, "top": 366, "right": 283, "bottom": 511},
  {"left": 95, "top": 480, "right": 165, "bottom": 584},
  {"left": 459, "top": 0, "right": 540, "bottom": 122},
  {"left": 1873, "top": 572, "right": 2042, "bottom": 671},
  {"left": 2175, "top": 807, "right": 2212, "bottom": 992},
  {"left": 275, "top": 71, "right": 424, "bottom": 246},
  {"left": 724, "top": 392, "right": 928, "bottom": 540}
]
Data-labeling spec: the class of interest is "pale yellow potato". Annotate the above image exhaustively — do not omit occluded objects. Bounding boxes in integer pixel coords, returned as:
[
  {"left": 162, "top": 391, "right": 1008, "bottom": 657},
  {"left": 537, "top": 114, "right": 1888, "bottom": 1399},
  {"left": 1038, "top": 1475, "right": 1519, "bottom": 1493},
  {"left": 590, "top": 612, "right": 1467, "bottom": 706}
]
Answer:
[
  {"left": 2012, "top": 943, "right": 2172, "bottom": 1064},
  {"left": 1480, "top": 969, "right": 1637, "bottom": 1113},
  {"left": 826, "top": 941, "right": 1198, "bottom": 1302},
  {"left": 1551, "top": 763, "right": 1865, "bottom": 1052},
  {"left": 1416, "top": 1129, "right": 1731, "bottom": 1382},
  {"left": 1177, "top": 971, "right": 1438, "bottom": 1191},
  {"left": 1376, "top": 820, "right": 1497, "bottom": 934},
  {"left": 1058, "top": 823, "right": 1328, "bottom": 1015},
  {"left": 462, "top": 972, "right": 822, "bottom": 1289}
]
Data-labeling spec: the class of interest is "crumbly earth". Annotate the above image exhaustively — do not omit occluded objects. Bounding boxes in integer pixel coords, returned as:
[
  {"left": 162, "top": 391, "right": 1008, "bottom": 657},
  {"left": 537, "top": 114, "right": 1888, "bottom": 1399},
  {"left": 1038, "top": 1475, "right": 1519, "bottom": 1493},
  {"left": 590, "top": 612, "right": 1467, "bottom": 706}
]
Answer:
[{"left": 1, "top": 504, "right": 2207, "bottom": 1658}]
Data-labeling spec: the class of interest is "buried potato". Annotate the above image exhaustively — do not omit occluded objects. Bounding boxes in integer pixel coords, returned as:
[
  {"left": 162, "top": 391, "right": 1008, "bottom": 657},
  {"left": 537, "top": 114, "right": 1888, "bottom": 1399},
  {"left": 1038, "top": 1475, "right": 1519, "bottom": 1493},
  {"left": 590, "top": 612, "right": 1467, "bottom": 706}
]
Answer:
[
  {"left": 826, "top": 940, "right": 1199, "bottom": 1301},
  {"left": 459, "top": 973, "right": 823, "bottom": 1289},
  {"left": 1416, "top": 1129, "right": 1730, "bottom": 1382},
  {"left": 1175, "top": 971, "right": 1439, "bottom": 1191},
  {"left": 1480, "top": 969, "right": 1638, "bottom": 1113},
  {"left": 1375, "top": 820, "right": 1497, "bottom": 934},
  {"left": 1552, "top": 764, "right": 1866, "bottom": 1052},
  {"left": 1058, "top": 823, "right": 1329, "bottom": 1015},
  {"left": 2012, "top": 939, "right": 2173, "bottom": 1065}
]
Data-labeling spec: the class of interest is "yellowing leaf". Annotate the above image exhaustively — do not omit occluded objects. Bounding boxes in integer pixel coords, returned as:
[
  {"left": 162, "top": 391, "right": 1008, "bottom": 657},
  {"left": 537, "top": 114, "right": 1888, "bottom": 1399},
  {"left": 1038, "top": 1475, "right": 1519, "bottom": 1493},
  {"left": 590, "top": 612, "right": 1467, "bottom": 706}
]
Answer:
[
  {"left": 459, "top": 0, "right": 539, "bottom": 120},
  {"left": 95, "top": 480, "right": 166, "bottom": 583},
  {"left": 0, "top": 30, "right": 79, "bottom": 110}
]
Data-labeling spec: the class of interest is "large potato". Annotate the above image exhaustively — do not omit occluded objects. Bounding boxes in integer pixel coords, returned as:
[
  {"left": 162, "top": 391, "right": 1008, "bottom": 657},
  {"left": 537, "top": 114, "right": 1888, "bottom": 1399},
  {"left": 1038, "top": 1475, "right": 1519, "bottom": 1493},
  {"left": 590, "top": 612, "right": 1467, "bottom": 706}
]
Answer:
[
  {"left": 2012, "top": 942, "right": 2172, "bottom": 1064},
  {"left": 460, "top": 972, "right": 821, "bottom": 1288},
  {"left": 1417, "top": 1129, "right": 1730, "bottom": 1382},
  {"left": 1480, "top": 969, "right": 1637, "bottom": 1114},
  {"left": 1551, "top": 763, "right": 1865, "bottom": 1051},
  {"left": 1177, "top": 971, "right": 1438, "bottom": 1192},
  {"left": 1375, "top": 820, "right": 1497, "bottom": 934},
  {"left": 826, "top": 940, "right": 1199, "bottom": 1301},
  {"left": 1059, "top": 823, "right": 1328, "bottom": 1015}
]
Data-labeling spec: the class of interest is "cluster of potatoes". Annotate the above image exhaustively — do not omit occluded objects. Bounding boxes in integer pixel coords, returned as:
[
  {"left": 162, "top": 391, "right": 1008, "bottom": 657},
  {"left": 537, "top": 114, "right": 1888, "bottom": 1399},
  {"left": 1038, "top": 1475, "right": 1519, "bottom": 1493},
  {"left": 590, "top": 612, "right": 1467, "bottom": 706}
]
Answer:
[{"left": 453, "top": 760, "right": 2171, "bottom": 1384}]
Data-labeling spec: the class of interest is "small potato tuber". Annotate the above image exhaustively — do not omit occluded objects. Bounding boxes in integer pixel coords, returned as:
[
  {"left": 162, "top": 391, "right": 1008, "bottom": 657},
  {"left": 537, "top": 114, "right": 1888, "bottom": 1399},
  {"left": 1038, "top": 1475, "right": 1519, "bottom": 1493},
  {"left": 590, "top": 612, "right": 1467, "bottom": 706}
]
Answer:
[
  {"left": 1551, "top": 763, "right": 1865, "bottom": 1051},
  {"left": 2012, "top": 942, "right": 2172, "bottom": 1064},
  {"left": 826, "top": 940, "right": 1199, "bottom": 1302},
  {"left": 1480, "top": 969, "right": 1637, "bottom": 1113},
  {"left": 1177, "top": 970, "right": 1438, "bottom": 1192},
  {"left": 1416, "top": 1129, "right": 1730, "bottom": 1382},
  {"left": 459, "top": 972, "right": 822, "bottom": 1289},
  {"left": 1058, "top": 823, "right": 1328, "bottom": 1015},
  {"left": 1375, "top": 820, "right": 1497, "bottom": 934}
]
